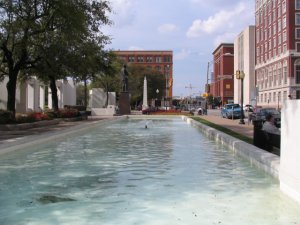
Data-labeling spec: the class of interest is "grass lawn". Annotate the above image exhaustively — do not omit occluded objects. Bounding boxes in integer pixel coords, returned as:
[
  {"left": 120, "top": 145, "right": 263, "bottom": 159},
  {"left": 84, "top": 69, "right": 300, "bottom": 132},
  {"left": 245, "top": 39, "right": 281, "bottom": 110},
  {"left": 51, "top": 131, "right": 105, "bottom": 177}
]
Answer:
[{"left": 191, "top": 116, "right": 253, "bottom": 145}]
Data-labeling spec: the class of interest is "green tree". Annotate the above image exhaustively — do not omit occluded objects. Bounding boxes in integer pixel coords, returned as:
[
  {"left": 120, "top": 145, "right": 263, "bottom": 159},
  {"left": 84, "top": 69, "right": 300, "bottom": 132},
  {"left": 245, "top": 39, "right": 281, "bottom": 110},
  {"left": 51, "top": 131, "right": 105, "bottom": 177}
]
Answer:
[
  {"left": 127, "top": 65, "right": 165, "bottom": 108},
  {"left": 91, "top": 52, "right": 123, "bottom": 107},
  {"left": 0, "top": 0, "right": 111, "bottom": 114}
]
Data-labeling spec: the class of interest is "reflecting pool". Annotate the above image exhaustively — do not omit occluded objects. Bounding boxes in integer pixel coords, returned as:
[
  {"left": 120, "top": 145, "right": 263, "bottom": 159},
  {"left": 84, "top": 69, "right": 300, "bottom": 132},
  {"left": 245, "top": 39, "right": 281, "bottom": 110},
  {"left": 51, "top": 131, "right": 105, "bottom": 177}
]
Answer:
[{"left": 0, "top": 118, "right": 300, "bottom": 225}]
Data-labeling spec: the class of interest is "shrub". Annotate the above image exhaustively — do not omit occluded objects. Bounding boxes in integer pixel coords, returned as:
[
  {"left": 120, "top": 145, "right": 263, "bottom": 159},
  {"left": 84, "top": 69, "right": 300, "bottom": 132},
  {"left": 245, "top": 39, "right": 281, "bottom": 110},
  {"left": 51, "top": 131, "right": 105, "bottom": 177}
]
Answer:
[
  {"left": 44, "top": 109, "right": 59, "bottom": 119},
  {"left": 15, "top": 113, "right": 36, "bottom": 123},
  {"left": 0, "top": 110, "right": 14, "bottom": 124},
  {"left": 59, "top": 108, "right": 80, "bottom": 118}
]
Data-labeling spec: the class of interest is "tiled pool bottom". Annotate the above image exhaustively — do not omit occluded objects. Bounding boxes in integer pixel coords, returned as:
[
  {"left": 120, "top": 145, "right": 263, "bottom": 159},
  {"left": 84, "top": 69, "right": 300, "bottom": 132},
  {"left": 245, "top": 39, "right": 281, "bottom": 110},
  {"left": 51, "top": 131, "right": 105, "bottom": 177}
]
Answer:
[{"left": 0, "top": 118, "right": 299, "bottom": 225}]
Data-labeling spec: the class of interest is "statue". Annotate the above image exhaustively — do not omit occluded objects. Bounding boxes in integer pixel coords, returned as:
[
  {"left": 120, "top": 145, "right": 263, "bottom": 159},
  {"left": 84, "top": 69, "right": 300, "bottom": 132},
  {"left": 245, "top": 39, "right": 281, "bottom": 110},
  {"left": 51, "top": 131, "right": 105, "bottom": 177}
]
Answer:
[{"left": 121, "top": 64, "right": 129, "bottom": 92}]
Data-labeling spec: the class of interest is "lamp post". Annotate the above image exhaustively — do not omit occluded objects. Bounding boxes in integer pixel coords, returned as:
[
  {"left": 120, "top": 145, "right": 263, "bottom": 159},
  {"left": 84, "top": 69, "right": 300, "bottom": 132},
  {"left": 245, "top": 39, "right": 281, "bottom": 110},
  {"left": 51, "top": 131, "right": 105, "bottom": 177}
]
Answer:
[
  {"left": 236, "top": 70, "right": 245, "bottom": 124},
  {"left": 156, "top": 89, "right": 159, "bottom": 107}
]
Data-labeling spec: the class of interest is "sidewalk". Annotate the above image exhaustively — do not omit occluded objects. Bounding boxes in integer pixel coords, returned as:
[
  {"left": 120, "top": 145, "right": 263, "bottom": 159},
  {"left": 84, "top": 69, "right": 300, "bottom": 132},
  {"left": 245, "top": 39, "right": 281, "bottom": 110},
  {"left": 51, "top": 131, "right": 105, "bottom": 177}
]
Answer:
[{"left": 196, "top": 111, "right": 254, "bottom": 139}]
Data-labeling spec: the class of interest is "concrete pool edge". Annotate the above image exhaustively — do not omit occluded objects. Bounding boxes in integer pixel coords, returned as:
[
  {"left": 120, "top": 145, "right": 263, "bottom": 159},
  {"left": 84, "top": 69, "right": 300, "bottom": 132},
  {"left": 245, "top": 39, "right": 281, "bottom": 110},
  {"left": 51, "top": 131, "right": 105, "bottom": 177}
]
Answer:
[
  {"left": 0, "top": 116, "right": 127, "bottom": 156},
  {"left": 182, "top": 116, "right": 280, "bottom": 180},
  {"left": 0, "top": 114, "right": 280, "bottom": 180}
]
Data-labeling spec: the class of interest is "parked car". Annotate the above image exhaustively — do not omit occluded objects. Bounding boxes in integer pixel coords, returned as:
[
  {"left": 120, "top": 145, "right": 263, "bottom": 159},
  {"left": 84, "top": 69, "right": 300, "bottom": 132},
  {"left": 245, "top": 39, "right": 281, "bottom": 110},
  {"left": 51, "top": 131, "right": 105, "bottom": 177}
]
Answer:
[
  {"left": 250, "top": 107, "right": 281, "bottom": 128},
  {"left": 243, "top": 104, "right": 253, "bottom": 112},
  {"left": 221, "top": 104, "right": 242, "bottom": 119}
]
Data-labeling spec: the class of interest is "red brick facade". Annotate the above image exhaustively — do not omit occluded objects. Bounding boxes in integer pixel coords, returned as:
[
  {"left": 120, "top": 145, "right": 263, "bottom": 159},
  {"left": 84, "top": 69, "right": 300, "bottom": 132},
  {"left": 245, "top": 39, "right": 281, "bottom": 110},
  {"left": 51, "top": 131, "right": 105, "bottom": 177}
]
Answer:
[
  {"left": 211, "top": 43, "right": 234, "bottom": 105},
  {"left": 113, "top": 50, "right": 173, "bottom": 97},
  {"left": 255, "top": 0, "right": 300, "bottom": 106}
]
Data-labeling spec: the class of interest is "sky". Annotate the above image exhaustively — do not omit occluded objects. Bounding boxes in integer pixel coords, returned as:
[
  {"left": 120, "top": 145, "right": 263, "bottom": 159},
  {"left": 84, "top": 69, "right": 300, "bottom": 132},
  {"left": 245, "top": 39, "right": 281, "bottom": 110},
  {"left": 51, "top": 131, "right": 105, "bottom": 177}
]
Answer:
[{"left": 103, "top": 0, "right": 255, "bottom": 97}]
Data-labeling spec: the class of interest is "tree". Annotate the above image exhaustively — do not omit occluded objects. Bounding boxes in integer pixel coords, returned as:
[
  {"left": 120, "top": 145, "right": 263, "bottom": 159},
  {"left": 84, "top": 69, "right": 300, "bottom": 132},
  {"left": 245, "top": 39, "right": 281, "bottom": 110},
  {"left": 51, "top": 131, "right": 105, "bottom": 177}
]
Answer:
[
  {"left": 0, "top": 0, "right": 111, "bottom": 114},
  {"left": 91, "top": 52, "right": 123, "bottom": 107},
  {"left": 127, "top": 65, "right": 165, "bottom": 108}
]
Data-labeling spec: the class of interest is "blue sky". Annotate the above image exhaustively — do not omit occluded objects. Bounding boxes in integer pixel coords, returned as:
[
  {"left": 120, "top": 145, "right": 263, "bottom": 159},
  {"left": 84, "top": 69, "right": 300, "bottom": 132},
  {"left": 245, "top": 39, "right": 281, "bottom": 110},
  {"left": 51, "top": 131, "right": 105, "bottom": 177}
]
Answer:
[{"left": 103, "top": 0, "right": 255, "bottom": 97}]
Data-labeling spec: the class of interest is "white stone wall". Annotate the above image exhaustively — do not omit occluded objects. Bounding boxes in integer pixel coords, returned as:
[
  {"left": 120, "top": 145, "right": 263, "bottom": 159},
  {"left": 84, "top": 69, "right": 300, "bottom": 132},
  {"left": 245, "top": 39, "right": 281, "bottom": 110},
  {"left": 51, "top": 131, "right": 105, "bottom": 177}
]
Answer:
[
  {"left": 0, "top": 77, "right": 8, "bottom": 110},
  {"left": 234, "top": 26, "right": 256, "bottom": 106},
  {"left": 48, "top": 79, "right": 76, "bottom": 109},
  {"left": 280, "top": 100, "right": 300, "bottom": 204},
  {"left": 1, "top": 77, "right": 76, "bottom": 112},
  {"left": 89, "top": 88, "right": 116, "bottom": 108}
]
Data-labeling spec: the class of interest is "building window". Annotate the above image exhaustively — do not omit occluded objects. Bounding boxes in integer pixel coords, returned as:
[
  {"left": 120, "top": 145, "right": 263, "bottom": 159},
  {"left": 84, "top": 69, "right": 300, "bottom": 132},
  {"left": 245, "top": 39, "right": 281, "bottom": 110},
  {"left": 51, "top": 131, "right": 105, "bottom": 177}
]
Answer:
[
  {"left": 278, "top": 34, "right": 281, "bottom": 45},
  {"left": 283, "top": 63, "right": 288, "bottom": 84},
  {"left": 296, "top": 90, "right": 300, "bottom": 99},
  {"left": 282, "top": 30, "right": 287, "bottom": 42},
  {"left": 282, "top": 16, "right": 286, "bottom": 29},
  {"left": 278, "top": 18, "right": 281, "bottom": 31},
  {"left": 273, "top": 92, "right": 276, "bottom": 102},
  {"left": 296, "top": 0, "right": 300, "bottom": 10},
  {"left": 284, "top": 91, "right": 287, "bottom": 101},
  {"left": 297, "top": 42, "right": 300, "bottom": 52},
  {"left": 278, "top": 65, "right": 282, "bottom": 85},
  {"left": 273, "top": 23, "right": 277, "bottom": 35},
  {"left": 137, "top": 56, "right": 144, "bottom": 63},
  {"left": 155, "top": 57, "right": 161, "bottom": 63},
  {"left": 282, "top": 1, "right": 286, "bottom": 13},
  {"left": 128, "top": 56, "right": 135, "bottom": 62},
  {"left": 296, "top": 64, "right": 300, "bottom": 84},
  {"left": 296, "top": 14, "right": 300, "bottom": 25},
  {"left": 283, "top": 44, "right": 287, "bottom": 53},
  {"left": 278, "top": 5, "right": 281, "bottom": 17},
  {"left": 146, "top": 56, "right": 153, "bottom": 62},
  {"left": 164, "top": 56, "right": 171, "bottom": 62},
  {"left": 273, "top": 68, "right": 277, "bottom": 86},
  {"left": 296, "top": 28, "right": 300, "bottom": 39},
  {"left": 265, "top": 93, "right": 267, "bottom": 103}
]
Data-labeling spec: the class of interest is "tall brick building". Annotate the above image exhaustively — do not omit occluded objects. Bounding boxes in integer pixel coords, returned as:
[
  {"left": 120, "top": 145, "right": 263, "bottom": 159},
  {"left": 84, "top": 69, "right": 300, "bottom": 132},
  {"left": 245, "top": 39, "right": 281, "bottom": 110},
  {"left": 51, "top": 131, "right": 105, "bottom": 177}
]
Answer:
[
  {"left": 113, "top": 50, "right": 173, "bottom": 97},
  {"left": 255, "top": 0, "right": 300, "bottom": 108},
  {"left": 211, "top": 43, "right": 234, "bottom": 105}
]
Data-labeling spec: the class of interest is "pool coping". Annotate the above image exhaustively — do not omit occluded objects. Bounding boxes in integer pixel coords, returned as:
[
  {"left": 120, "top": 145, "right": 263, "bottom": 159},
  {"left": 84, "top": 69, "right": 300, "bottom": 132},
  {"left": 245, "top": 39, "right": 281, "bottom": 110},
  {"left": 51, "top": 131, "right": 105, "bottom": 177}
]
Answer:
[
  {"left": 182, "top": 116, "right": 280, "bottom": 180},
  {"left": 0, "top": 116, "right": 127, "bottom": 156}
]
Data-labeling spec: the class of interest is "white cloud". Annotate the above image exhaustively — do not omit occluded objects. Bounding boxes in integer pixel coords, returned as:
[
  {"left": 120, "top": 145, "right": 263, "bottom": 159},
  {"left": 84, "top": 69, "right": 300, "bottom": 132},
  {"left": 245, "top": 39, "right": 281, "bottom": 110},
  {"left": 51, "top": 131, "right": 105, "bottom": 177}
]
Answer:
[
  {"left": 110, "top": 0, "right": 137, "bottom": 27},
  {"left": 213, "top": 33, "right": 237, "bottom": 47},
  {"left": 186, "top": 2, "right": 247, "bottom": 38},
  {"left": 174, "top": 49, "right": 191, "bottom": 60},
  {"left": 158, "top": 23, "right": 178, "bottom": 34}
]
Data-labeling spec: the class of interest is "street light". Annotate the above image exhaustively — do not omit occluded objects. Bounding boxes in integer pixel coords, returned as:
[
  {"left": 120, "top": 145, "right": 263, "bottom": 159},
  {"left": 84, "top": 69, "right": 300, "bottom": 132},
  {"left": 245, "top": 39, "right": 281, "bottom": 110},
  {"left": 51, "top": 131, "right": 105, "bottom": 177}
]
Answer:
[
  {"left": 156, "top": 89, "right": 159, "bottom": 107},
  {"left": 235, "top": 70, "right": 245, "bottom": 124}
]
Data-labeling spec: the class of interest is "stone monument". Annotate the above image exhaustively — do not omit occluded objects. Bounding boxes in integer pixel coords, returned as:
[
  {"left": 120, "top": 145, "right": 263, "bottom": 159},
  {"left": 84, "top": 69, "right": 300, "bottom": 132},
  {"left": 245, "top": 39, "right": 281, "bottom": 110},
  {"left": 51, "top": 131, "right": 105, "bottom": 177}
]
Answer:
[
  {"left": 142, "top": 76, "right": 148, "bottom": 110},
  {"left": 119, "top": 65, "right": 131, "bottom": 115}
]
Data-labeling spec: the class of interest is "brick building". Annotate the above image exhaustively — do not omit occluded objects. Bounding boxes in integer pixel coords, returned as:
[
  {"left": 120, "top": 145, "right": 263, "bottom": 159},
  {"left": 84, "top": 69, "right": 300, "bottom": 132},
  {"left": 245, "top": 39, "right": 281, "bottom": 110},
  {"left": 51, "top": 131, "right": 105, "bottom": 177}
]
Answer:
[
  {"left": 255, "top": 0, "right": 300, "bottom": 109},
  {"left": 211, "top": 43, "right": 234, "bottom": 105},
  {"left": 113, "top": 50, "right": 173, "bottom": 97}
]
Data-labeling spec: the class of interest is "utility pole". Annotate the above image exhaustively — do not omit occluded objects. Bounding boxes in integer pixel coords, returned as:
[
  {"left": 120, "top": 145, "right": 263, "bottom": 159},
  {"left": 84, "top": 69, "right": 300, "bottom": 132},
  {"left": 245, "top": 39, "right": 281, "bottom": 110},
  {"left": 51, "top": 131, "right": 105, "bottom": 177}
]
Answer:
[{"left": 185, "top": 84, "right": 197, "bottom": 110}]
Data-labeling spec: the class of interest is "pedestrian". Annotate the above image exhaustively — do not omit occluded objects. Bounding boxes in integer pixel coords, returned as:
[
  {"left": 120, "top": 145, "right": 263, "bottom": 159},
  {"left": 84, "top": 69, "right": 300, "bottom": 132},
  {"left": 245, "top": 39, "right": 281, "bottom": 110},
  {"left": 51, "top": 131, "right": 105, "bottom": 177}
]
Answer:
[{"left": 262, "top": 113, "right": 280, "bottom": 135}]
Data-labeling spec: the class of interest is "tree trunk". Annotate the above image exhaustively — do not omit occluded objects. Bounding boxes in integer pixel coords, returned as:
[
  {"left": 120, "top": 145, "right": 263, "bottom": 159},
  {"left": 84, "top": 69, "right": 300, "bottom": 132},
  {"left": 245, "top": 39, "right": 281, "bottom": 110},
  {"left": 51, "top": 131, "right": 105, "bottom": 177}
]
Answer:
[
  {"left": 6, "top": 70, "right": 18, "bottom": 117},
  {"left": 49, "top": 76, "right": 59, "bottom": 111},
  {"left": 84, "top": 79, "right": 88, "bottom": 108}
]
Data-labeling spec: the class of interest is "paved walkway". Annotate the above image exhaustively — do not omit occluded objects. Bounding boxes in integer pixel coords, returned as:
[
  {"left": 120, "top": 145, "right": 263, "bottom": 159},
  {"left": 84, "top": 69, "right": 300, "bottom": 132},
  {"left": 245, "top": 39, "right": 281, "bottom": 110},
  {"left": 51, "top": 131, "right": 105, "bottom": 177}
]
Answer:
[
  {"left": 196, "top": 112, "right": 254, "bottom": 139},
  {"left": 0, "top": 118, "right": 106, "bottom": 147}
]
